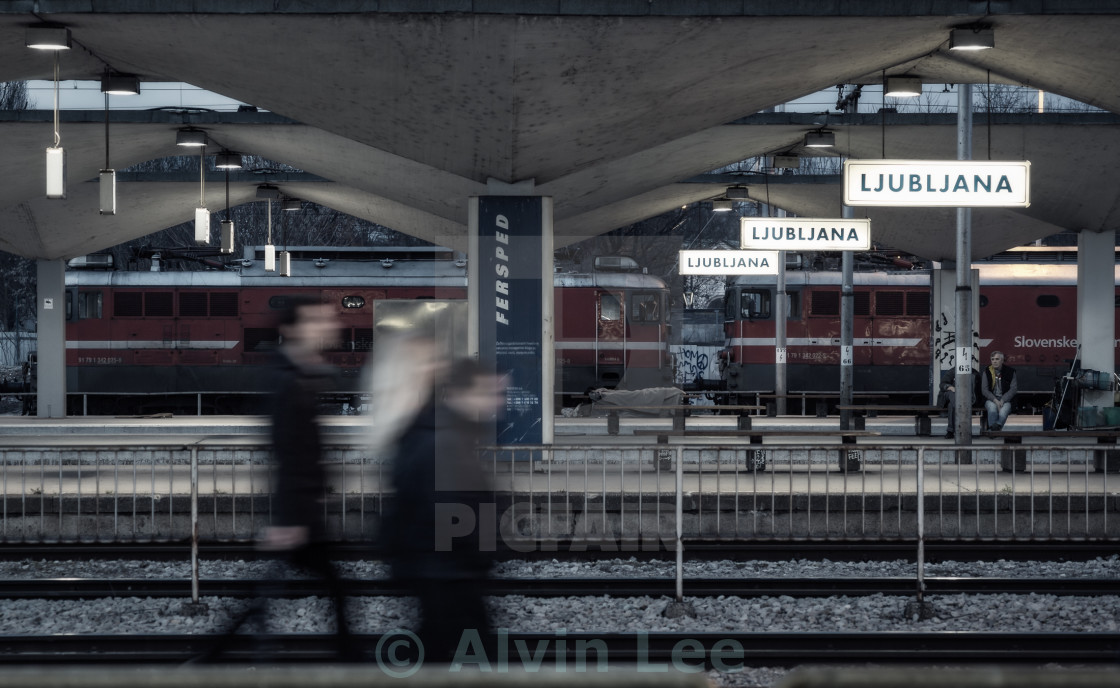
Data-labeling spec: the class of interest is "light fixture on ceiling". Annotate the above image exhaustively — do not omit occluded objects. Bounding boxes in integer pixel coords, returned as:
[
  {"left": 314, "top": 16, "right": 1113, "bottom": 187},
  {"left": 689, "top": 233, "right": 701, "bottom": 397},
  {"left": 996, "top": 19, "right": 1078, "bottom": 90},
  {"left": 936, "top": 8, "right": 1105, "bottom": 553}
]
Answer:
[
  {"left": 773, "top": 154, "right": 799, "bottom": 169},
  {"left": 176, "top": 128, "right": 207, "bottom": 147},
  {"left": 884, "top": 76, "right": 922, "bottom": 98},
  {"left": 804, "top": 130, "right": 835, "bottom": 148},
  {"left": 712, "top": 199, "right": 733, "bottom": 212},
  {"left": 194, "top": 147, "right": 209, "bottom": 245},
  {"left": 215, "top": 151, "right": 243, "bottom": 170},
  {"left": 26, "top": 25, "right": 71, "bottom": 50},
  {"left": 255, "top": 184, "right": 281, "bottom": 200},
  {"left": 100, "top": 90, "right": 115, "bottom": 215},
  {"left": 258, "top": 186, "right": 280, "bottom": 272},
  {"left": 45, "top": 50, "right": 65, "bottom": 199},
  {"left": 949, "top": 26, "right": 994, "bottom": 51},
  {"left": 100, "top": 72, "right": 140, "bottom": 96},
  {"left": 281, "top": 197, "right": 301, "bottom": 212},
  {"left": 220, "top": 164, "right": 234, "bottom": 254},
  {"left": 725, "top": 186, "right": 750, "bottom": 200}
]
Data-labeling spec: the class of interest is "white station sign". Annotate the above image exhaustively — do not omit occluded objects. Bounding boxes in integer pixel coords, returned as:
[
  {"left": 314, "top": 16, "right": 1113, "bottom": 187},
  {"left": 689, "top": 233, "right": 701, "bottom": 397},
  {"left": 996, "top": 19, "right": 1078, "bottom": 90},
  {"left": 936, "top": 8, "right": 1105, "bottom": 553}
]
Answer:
[
  {"left": 843, "top": 159, "right": 1031, "bottom": 207},
  {"left": 678, "top": 250, "right": 779, "bottom": 275},
  {"left": 741, "top": 218, "right": 870, "bottom": 251}
]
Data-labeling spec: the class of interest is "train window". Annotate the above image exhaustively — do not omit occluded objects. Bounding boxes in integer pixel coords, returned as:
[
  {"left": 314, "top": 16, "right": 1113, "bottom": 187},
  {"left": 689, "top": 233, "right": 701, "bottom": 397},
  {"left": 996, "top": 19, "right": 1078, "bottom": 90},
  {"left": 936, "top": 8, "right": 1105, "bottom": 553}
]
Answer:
[
  {"left": 65, "top": 291, "right": 72, "bottom": 320},
  {"left": 630, "top": 293, "right": 660, "bottom": 322},
  {"left": 906, "top": 292, "right": 930, "bottom": 316},
  {"left": 77, "top": 291, "right": 102, "bottom": 320},
  {"left": 342, "top": 295, "right": 366, "bottom": 309},
  {"left": 1036, "top": 295, "right": 1060, "bottom": 308},
  {"left": 145, "top": 292, "right": 173, "bottom": 317},
  {"left": 210, "top": 293, "right": 238, "bottom": 317},
  {"left": 811, "top": 291, "right": 839, "bottom": 316},
  {"left": 114, "top": 292, "right": 142, "bottom": 317},
  {"left": 876, "top": 291, "right": 904, "bottom": 316},
  {"left": 724, "top": 289, "right": 738, "bottom": 321},
  {"left": 600, "top": 293, "right": 622, "bottom": 321},
  {"left": 244, "top": 328, "right": 279, "bottom": 352},
  {"left": 180, "top": 292, "right": 207, "bottom": 317},
  {"left": 785, "top": 291, "right": 801, "bottom": 318},
  {"left": 739, "top": 290, "right": 771, "bottom": 320}
]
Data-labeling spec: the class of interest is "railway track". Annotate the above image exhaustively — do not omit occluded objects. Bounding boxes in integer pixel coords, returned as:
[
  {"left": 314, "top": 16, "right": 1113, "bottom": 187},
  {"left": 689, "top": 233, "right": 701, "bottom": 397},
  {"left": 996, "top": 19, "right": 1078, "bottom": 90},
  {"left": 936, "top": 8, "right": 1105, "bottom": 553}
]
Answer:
[
  {"left": 1, "top": 576, "right": 1118, "bottom": 599},
  {"left": 0, "top": 540, "right": 1116, "bottom": 563},
  {"left": 0, "top": 631, "right": 1117, "bottom": 667}
]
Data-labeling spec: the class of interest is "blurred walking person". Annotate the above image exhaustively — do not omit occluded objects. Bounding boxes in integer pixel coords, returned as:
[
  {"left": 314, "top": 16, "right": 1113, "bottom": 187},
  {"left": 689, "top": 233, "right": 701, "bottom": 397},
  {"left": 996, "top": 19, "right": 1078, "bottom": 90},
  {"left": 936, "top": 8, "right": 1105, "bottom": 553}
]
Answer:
[
  {"left": 202, "top": 296, "right": 358, "bottom": 662},
  {"left": 370, "top": 339, "right": 503, "bottom": 663}
]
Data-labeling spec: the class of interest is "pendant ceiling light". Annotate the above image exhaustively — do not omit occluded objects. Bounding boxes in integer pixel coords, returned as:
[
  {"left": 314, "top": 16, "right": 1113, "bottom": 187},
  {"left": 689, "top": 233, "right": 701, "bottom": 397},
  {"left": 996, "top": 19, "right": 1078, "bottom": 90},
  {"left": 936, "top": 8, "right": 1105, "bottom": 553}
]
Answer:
[
  {"left": 100, "top": 72, "right": 140, "bottom": 96},
  {"left": 220, "top": 167, "right": 234, "bottom": 254},
  {"left": 194, "top": 148, "right": 209, "bottom": 244},
  {"left": 176, "top": 128, "right": 207, "bottom": 148},
  {"left": 45, "top": 51, "right": 65, "bottom": 199},
  {"left": 25, "top": 25, "right": 71, "bottom": 50},
  {"left": 215, "top": 151, "right": 242, "bottom": 170},
  {"left": 99, "top": 92, "right": 115, "bottom": 215}
]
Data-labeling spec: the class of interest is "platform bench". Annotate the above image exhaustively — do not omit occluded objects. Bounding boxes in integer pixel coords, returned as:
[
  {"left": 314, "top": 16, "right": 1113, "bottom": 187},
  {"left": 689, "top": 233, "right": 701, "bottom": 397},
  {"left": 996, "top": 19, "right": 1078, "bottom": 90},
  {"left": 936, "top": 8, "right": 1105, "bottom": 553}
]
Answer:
[
  {"left": 836, "top": 404, "right": 942, "bottom": 436},
  {"left": 594, "top": 404, "right": 764, "bottom": 435},
  {"left": 632, "top": 429, "right": 880, "bottom": 472},
  {"left": 985, "top": 429, "right": 1120, "bottom": 473}
]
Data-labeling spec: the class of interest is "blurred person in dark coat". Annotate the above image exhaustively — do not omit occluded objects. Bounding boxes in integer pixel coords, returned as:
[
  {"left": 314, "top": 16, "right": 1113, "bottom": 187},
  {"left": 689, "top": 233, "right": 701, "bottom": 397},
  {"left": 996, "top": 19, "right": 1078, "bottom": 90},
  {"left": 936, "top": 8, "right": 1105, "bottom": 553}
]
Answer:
[
  {"left": 379, "top": 356, "right": 505, "bottom": 663},
  {"left": 203, "top": 296, "right": 357, "bottom": 661}
]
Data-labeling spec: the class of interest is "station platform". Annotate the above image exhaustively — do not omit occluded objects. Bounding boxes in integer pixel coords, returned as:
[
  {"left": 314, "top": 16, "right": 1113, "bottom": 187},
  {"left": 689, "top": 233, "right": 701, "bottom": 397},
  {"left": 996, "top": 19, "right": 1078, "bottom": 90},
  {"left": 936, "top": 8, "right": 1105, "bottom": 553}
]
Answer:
[{"left": 0, "top": 411, "right": 1114, "bottom": 544}]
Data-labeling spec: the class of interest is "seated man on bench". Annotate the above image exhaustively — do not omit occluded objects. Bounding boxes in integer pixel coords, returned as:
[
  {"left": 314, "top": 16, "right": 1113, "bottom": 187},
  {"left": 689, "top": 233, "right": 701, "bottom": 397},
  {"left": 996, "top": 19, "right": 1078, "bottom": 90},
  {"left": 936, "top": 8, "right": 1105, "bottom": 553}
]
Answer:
[{"left": 980, "top": 350, "right": 1017, "bottom": 432}]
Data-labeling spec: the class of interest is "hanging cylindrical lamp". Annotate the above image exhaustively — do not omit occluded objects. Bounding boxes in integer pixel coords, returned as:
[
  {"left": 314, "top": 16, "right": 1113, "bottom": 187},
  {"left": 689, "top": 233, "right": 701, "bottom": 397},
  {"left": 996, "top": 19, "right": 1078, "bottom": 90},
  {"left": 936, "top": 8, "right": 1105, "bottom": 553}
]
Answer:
[
  {"left": 194, "top": 148, "right": 209, "bottom": 244},
  {"left": 45, "top": 52, "right": 65, "bottom": 199},
  {"left": 99, "top": 92, "right": 115, "bottom": 215},
  {"left": 219, "top": 166, "right": 234, "bottom": 254}
]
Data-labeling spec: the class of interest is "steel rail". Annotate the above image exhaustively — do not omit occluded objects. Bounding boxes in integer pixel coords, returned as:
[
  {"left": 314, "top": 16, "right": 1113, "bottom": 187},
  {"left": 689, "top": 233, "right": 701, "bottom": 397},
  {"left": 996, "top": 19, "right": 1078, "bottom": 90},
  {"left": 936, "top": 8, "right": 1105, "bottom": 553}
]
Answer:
[
  {"left": 0, "top": 540, "right": 1116, "bottom": 563},
  {"left": 0, "top": 631, "right": 1117, "bottom": 667},
  {"left": 1, "top": 576, "right": 1118, "bottom": 599}
]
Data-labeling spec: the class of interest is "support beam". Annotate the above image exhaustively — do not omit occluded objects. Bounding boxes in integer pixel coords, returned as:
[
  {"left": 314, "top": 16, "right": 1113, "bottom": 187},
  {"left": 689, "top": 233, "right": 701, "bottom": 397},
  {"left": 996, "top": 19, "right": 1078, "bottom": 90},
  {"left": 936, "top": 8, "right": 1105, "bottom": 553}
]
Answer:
[
  {"left": 774, "top": 208, "right": 788, "bottom": 416},
  {"left": 839, "top": 205, "right": 854, "bottom": 429},
  {"left": 35, "top": 259, "right": 66, "bottom": 418},
  {"left": 1077, "top": 228, "right": 1116, "bottom": 408},
  {"left": 954, "top": 84, "right": 975, "bottom": 445}
]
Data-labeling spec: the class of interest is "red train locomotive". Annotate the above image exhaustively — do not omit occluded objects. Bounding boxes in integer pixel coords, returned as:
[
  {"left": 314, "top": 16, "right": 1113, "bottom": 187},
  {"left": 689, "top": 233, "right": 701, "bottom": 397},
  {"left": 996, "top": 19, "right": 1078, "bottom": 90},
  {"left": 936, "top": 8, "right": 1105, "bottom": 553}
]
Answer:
[
  {"left": 718, "top": 262, "right": 1120, "bottom": 406},
  {"left": 64, "top": 247, "right": 671, "bottom": 414}
]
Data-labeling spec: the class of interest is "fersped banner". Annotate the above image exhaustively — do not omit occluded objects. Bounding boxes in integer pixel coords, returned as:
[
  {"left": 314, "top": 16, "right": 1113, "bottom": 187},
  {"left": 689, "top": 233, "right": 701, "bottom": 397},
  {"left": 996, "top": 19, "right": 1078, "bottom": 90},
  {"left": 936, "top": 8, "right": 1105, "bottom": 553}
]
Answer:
[{"left": 477, "top": 196, "right": 544, "bottom": 445}]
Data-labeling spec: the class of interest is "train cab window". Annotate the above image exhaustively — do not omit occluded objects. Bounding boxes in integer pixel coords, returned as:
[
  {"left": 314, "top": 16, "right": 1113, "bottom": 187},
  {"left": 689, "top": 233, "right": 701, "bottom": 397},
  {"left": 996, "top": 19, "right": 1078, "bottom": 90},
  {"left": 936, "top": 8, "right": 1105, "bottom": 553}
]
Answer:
[
  {"left": 600, "top": 293, "right": 622, "bottom": 321},
  {"left": 724, "top": 289, "right": 738, "bottom": 321},
  {"left": 77, "top": 291, "right": 102, "bottom": 320},
  {"left": 1037, "top": 295, "right": 1061, "bottom": 308},
  {"left": 630, "top": 293, "right": 661, "bottom": 322},
  {"left": 785, "top": 291, "right": 801, "bottom": 319},
  {"left": 740, "top": 290, "right": 771, "bottom": 320}
]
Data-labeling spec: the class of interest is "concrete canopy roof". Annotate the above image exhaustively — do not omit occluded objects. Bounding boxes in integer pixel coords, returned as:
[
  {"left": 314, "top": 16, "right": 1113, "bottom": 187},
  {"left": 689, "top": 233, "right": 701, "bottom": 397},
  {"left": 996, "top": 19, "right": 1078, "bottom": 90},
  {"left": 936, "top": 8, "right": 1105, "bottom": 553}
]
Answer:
[{"left": 1, "top": 2, "right": 1120, "bottom": 261}]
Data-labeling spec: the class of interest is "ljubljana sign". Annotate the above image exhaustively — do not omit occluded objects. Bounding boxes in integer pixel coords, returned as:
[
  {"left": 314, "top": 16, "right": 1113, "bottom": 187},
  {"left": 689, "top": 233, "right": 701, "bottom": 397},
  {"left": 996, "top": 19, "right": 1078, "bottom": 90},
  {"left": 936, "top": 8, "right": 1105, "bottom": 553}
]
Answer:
[
  {"left": 679, "top": 250, "right": 779, "bottom": 275},
  {"left": 843, "top": 159, "right": 1031, "bottom": 207},
  {"left": 741, "top": 218, "right": 870, "bottom": 251}
]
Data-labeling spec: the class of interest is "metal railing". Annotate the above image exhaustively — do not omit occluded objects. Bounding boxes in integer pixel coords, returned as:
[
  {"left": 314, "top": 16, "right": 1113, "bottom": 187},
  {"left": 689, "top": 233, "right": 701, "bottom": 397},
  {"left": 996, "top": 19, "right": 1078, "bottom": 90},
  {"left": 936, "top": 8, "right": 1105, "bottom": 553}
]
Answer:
[{"left": 1, "top": 439, "right": 1116, "bottom": 546}]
